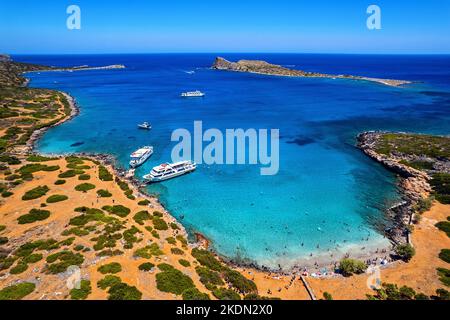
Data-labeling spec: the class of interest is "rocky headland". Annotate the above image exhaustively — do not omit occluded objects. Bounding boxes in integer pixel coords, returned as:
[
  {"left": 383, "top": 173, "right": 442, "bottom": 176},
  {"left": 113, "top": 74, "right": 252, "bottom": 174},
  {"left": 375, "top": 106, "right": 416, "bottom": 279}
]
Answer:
[
  {"left": 212, "top": 57, "right": 412, "bottom": 87},
  {"left": 357, "top": 131, "right": 450, "bottom": 243}
]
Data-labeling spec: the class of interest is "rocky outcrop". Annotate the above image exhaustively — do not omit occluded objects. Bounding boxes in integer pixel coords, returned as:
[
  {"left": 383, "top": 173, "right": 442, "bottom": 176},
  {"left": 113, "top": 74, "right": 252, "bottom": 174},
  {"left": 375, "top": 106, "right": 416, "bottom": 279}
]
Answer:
[
  {"left": 212, "top": 57, "right": 412, "bottom": 87},
  {"left": 357, "top": 131, "right": 435, "bottom": 244}
]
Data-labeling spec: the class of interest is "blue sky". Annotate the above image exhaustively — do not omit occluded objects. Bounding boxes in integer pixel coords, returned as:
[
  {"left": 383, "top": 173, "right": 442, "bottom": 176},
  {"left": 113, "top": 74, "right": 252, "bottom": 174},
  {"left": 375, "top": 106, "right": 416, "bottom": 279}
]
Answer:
[{"left": 1, "top": 0, "right": 449, "bottom": 54}]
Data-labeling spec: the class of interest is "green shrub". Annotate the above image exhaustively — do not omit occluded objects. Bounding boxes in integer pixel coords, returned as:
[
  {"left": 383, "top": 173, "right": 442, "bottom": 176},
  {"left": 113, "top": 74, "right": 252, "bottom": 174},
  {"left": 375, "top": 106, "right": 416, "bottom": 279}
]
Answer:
[
  {"left": 153, "top": 211, "right": 163, "bottom": 217},
  {"left": 437, "top": 268, "right": 450, "bottom": 286},
  {"left": 166, "top": 237, "right": 176, "bottom": 245},
  {"left": 10, "top": 262, "right": 28, "bottom": 274},
  {"left": 78, "top": 174, "right": 91, "bottom": 180},
  {"left": 70, "top": 280, "right": 91, "bottom": 300},
  {"left": 97, "top": 189, "right": 112, "bottom": 197},
  {"left": 46, "top": 194, "right": 68, "bottom": 203},
  {"left": 0, "top": 237, "right": 8, "bottom": 245},
  {"left": 99, "top": 165, "right": 113, "bottom": 181},
  {"left": 338, "top": 258, "right": 367, "bottom": 276},
  {"left": 212, "top": 288, "right": 241, "bottom": 300},
  {"left": 182, "top": 287, "right": 210, "bottom": 300},
  {"left": 195, "top": 266, "right": 224, "bottom": 287},
  {"left": 23, "top": 253, "right": 43, "bottom": 264},
  {"left": 98, "top": 262, "right": 122, "bottom": 274},
  {"left": 58, "top": 170, "right": 82, "bottom": 178},
  {"left": 75, "top": 183, "right": 96, "bottom": 192},
  {"left": 178, "top": 259, "right": 190, "bottom": 267},
  {"left": 434, "top": 288, "right": 450, "bottom": 300},
  {"left": 223, "top": 268, "right": 257, "bottom": 294},
  {"left": 138, "top": 199, "right": 150, "bottom": 206},
  {"left": 171, "top": 248, "right": 184, "bottom": 255},
  {"left": 439, "top": 249, "right": 450, "bottom": 263},
  {"left": 134, "top": 243, "right": 162, "bottom": 259},
  {"left": 0, "top": 155, "right": 21, "bottom": 165},
  {"left": 108, "top": 282, "right": 142, "bottom": 300},
  {"left": 1, "top": 191, "right": 13, "bottom": 198},
  {"left": 431, "top": 173, "right": 450, "bottom": 204},
  {"left": 395, "top": 244, "right": 416, "bottom": 262},
  {"left": 102, "top": 205, "right": 130, "bottom": 218},
  {"left": 170, "top": 222, "right": 180, "bottom": 230},
  {"left": 26, "top": 154, "right": 56, "bottom": 162},
  {"left": 191, "top": 248, "right": 223, "bottom": 271},
  {"left": 0, "top": 282, "right": 35, "bottom": 300},
  {"left": 155, "top": 264, "right": 195, "bottom": 295},
  {"left": 17, "top": 209, "right": 51, "bottom": 224},
  {"left": 436, "top": 221, "right": 450, "bottom": 238},
  {"left": 152, "top": 217, "right": 168, "bottom": 230},
  {"left": 0, "top": 225, "right": 6, "bottom": 232},
  {"left": 133, "top": 210, "right": 152, "bottom": 225},
  {"left": 54, "top": 179, "right": 66, "bottom": 185},
  {"left": 98, "top": 275, "right": 121, "bottom": 290},
  {"left": 45, "top": 250, "right": 84, "bottom": 274},
  {"left": 22, "top": 185, "right": 49, "bottom": 200},
  {"left": 138, "top": 262, "right": 155, "bottom": 271}
]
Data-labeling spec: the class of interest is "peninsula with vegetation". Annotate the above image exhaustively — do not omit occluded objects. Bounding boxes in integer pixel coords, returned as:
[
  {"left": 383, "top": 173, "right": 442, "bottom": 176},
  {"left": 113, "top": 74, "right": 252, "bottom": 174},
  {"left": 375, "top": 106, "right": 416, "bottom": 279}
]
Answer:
[
  {"left": 212, "top": 57, "right": 412, "bottom": 87},
  {"left": 0, "top": 55, "right": 449, "bottom": 301}
]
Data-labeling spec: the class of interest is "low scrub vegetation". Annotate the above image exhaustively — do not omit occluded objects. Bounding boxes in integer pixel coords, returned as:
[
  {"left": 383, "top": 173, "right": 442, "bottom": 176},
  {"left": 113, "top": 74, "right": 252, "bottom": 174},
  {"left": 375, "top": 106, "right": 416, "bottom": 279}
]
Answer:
[
  {"left": 97, "top": 189, "right": 112, "bottom": 197},
  {"left": 22, "top": 185, "right": 49, "bottom": 200},
  {"left": 75, "top": 183, "right": 96, "bottom": 192},
  {"left": 102, "top": 205, "right": 130, "bottom": 218},
  {"left": 70, "top": 280, "right": 91, "bottom": 300},
  {"left": 98, "top": 262, "right": 122, "bottom": 274},
  {"left": 17, "top": 209, "right": 50, "bottom": 224},
  {"left": 0, "top": 282, "right": 35, "bottom": 300},
  {"left": 155, "top": 263, "right": 195, "bottom": 295},
  {"left": 46, "top": 194, "right": 68, "bottom": 203}
]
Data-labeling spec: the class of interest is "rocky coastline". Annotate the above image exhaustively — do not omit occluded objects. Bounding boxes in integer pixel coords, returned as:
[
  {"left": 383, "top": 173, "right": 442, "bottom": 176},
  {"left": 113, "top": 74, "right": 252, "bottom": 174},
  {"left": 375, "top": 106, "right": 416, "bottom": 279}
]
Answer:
[
  {"left": 212, "top": 57, "right": 412, "bottom": 87},
  {"left": 357, "top": 131, "right": 433, "bottom": 244}
]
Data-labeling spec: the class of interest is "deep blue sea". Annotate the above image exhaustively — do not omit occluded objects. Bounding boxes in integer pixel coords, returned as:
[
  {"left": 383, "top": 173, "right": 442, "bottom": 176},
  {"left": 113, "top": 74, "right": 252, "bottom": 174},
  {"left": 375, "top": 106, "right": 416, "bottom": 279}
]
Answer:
[{"left": 16, "top": 53, "right": 450, "bottom": 269}]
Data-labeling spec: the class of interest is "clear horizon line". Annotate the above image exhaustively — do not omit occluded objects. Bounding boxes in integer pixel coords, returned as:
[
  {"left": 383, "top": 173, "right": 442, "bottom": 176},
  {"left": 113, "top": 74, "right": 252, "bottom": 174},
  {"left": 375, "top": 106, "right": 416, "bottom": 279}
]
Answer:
[{"left": 8, "top": 51, "right": 450, "bottom": 56}]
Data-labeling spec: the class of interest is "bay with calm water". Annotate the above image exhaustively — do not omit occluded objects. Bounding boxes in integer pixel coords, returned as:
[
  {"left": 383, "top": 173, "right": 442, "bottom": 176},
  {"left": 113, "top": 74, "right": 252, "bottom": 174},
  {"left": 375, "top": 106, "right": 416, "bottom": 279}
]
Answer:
[{"left": 17, "top": 53, "right": 450, "bottom": 269}]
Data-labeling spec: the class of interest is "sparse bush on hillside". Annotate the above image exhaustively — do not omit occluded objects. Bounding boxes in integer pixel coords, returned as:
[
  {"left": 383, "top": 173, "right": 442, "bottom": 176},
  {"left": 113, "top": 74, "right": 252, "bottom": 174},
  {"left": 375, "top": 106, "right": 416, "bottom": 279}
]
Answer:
[
  {"left": 22, "top": 185, "right": 49, "bottom": 200},
  {"left": 155, "top": 264, "right": 195, "bottom": 295},
  {"left": 70, "top": 280, "right": 91, "bottom": 300},
  {"left": 46, "top": 194, "right": 68, "bottom": 203},
  {"left": 107, "top": 282, "right": 142, "bottom": 300},
  {"left": 17, "top": 209, "right": 50, "bottom": 224},
  {"left": 75, "top": 183, "right": 96, "bottom": 192},
  {"left": 0, "top": 282, "right": 35, "bottom": 300},
  {"left": 99, "top": 165, "right": 113, "bottom": 181},
  {"left": 98, "top": 262, "right": 122, "bottom": 274},
  {"left": 97, "top": 189, "right": 112, "bottom": 197},
  {"left": 182, "top": 287, "right": 210, "bottom": 300}
]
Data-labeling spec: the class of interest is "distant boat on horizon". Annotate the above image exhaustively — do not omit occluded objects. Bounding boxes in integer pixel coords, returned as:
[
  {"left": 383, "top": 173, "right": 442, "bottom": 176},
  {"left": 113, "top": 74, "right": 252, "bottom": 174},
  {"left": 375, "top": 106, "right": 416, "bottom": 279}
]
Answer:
[{"left": 181, "top": 90, "right": 205, "bottom": 97}]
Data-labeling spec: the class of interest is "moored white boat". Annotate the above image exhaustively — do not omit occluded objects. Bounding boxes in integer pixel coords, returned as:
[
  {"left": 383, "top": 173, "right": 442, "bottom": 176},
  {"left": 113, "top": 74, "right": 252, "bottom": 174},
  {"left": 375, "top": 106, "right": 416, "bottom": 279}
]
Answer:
[
  {"left": 129, "top": 146, "right": 153, "bottom": 168},
  {"left": 143, "top": 160, "right": 196, "bottom": 182}
]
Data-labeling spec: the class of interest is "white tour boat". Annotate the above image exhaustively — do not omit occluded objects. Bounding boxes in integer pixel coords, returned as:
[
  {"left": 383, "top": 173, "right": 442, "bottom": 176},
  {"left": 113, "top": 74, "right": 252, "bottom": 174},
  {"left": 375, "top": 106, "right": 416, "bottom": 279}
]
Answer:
[
  {"left": 143, "top": 160, "right": 196, "bottom": 182},
  {"left": 129, "top": 146, "right": 153, "bottom": 168},
  {"left": 181, "top": 90, "right": 205, "bottom": 97}
]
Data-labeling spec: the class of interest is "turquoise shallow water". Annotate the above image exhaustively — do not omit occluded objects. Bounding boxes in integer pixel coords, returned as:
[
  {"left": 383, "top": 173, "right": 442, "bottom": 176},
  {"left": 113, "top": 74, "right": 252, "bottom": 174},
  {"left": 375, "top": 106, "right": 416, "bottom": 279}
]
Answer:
[{"left": 18, "top": 53, "right": 450, "bottom": 269}]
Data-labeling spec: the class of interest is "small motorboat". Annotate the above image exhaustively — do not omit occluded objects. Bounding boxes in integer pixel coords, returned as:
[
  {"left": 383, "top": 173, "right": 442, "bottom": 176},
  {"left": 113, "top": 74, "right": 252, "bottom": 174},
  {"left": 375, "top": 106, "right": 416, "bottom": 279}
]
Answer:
[{"left": 138, "top": 122, "right": 151, "bottom": 130}]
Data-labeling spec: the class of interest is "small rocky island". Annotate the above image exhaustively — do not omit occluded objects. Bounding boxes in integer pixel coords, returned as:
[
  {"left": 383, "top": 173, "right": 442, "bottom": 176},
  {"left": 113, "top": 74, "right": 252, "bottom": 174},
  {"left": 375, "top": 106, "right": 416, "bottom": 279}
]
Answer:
[{"left": 212, "top": 57, "right": 411, "bottom": 87}]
